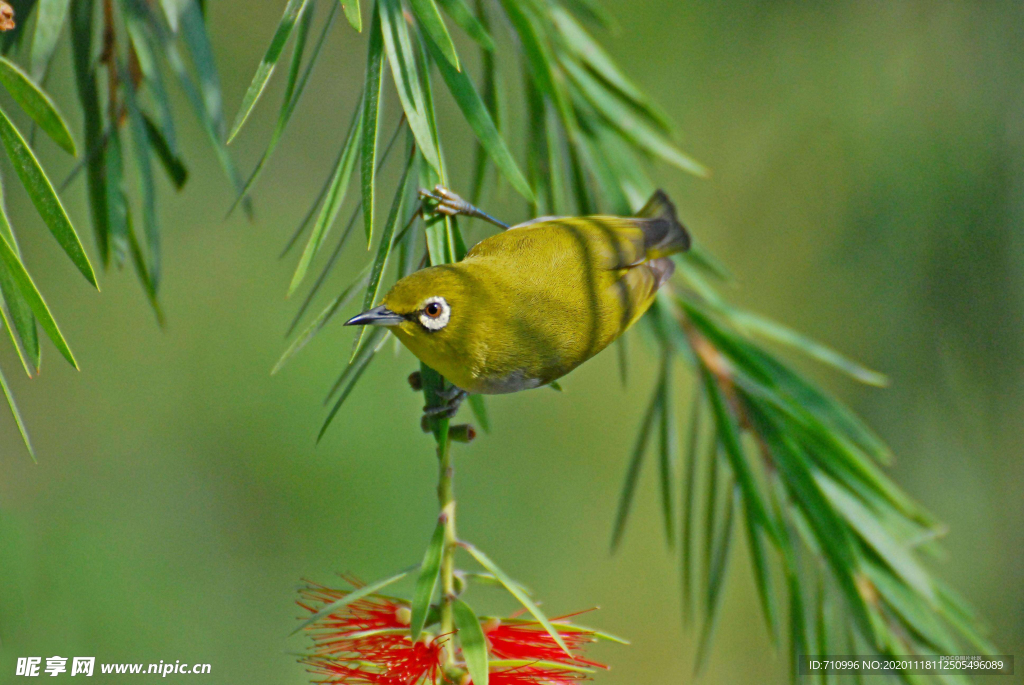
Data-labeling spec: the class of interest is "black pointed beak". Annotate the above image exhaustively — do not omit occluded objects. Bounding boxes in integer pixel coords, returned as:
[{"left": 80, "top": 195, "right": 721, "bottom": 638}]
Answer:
[{"left": 344, "top": 305, "right": 405, "bottom": 327}]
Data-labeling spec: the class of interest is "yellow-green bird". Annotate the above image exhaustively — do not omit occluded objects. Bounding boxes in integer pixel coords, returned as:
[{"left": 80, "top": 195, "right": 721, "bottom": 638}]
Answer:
[{"left": 345, "top": 186, "right": 690, "bottom": 418}]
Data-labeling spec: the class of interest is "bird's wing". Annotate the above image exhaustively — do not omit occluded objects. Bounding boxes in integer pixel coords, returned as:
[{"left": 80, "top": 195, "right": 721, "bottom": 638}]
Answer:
[{"left": 467, "top": 216, "right": 649, "bottom": 271}]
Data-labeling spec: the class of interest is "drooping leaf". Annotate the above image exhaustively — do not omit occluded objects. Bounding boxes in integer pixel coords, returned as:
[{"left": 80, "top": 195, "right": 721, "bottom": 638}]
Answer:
[
  {"left": 0, "top": 106, "right": 96, "bottom": 288},
  {"left": 610, "top": 382, "right": 661, "bottom": 552},
  {"left": 408, "top": 0, "right": 460, "bottom": 71},
  {"left": 0, "top": 232, "right": 76, "bottom": 368},
  {"left": 70, "top": 0, "right": 109, "bottom": 264},
  {"left": 700, "top": 365, "right": 777, "bottom": 541},
  {"left": 380, "top": 0, "right": 441, "bottom": 173},
  {"left": 453, "top": 599, "right": 489, "bottom": 685},
  {"left": 351, "top": 148, "right": 414, "bottom": 357},
  {"left": 0, "top": 360, "right": 33, "bottom": 458},
  {"left": 142, "top": 114, "right": 188, "bottom": 189},
  {"left": 0, "top": 175, "right": 38, "bottom": 371},
  {"left": 551, "top": 7, "right": 671, "bottom": 132},
  {"left": 290, "top": 103, "right": 363, "bottom": 294},
  {"left": 694, "top": 485, "right": 737, "bottom": 674},
  {"left": 563, "top": 58, "right": 708, "bottom": 177},
  {"left": 292, "top": 568, "right": 410, "bottom": 634},
  {"left": 680, "top": 391, "right": 702, "bottom": 624},
  {"left": 227, "top": 0, "right": 311, "bottom": 144},
  {"left": 318, "top": 326, "right": 388, "bottom": 440},
  {"left": 745, "top": 510, "right": 780, "bottom": 647},
  {"left": 462, "top": 543, "right": 571, "bottom": 656},
  {"left": 425, "top": 33, "right": 533, "bottom": 202},
  {"left": 232, "top": 0, "right": 332, "bottom": 213},
  {"left": 0, "top": 57, "right": 75, "bottom": 156},
  {"left": 340, "top": 0, "right": 362, "bottom": 31},
  {"left": 29, "top": 0, "right": 71, "bottom": 82},
  {"left": 104, "top": 128, "right": 128, "bottom": 266},
  {"left": 123, "top": 65, "right": 161, "bottom": 289},
  {"left": 361, "top": 3, "right": 385, "bottom": 245},
  {"left": 726, "top": 308, "right": 889, "bottom": 387},
  {"left": 468, "top": 394, "right": 490, "bottom": 433},
  {"left": 435, "top": 0, "right": 494, "bottom": 51},
  {"left": 273, "top": 268, "right": 370, "bottom": 375},
  {"left": 410, "top": 517, "right": 447, "bottom": 640},
  {"left": 657, "top": 357, "right": 677, "bottom": 547}
]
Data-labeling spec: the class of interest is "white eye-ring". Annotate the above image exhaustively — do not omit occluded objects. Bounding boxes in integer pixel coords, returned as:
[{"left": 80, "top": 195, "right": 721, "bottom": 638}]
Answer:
[{"left": 418, "top": 296, "right": 450, "bottom": 331}]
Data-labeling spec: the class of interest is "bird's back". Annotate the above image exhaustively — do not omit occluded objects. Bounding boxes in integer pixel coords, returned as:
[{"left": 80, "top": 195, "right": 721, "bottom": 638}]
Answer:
[{"left": 453, "top": 193, "right": 688, "bottom": 393}]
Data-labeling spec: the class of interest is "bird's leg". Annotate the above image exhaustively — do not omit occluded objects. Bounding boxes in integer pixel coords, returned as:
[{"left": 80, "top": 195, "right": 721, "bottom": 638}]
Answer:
[{"left": 419, "top": 185, "right": 510, "bottom": 230}]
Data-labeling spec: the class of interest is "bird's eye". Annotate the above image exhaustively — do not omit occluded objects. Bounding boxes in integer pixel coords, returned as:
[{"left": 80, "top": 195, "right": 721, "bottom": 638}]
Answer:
[{"left": 418, "top": 297, "right": 450, "bottom": 331}]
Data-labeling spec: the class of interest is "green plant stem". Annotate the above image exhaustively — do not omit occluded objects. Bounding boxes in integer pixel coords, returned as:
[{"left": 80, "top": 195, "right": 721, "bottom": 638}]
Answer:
[{"left": 436, "top": 431, "right": 457, "bottom": 666}]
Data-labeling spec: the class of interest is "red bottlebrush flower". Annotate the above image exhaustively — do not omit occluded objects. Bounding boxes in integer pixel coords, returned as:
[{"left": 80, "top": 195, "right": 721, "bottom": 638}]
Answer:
[
  {"left": 298, "top": 581, "right": 444, "bottom": 685},
  {"left": 483, "top": 615, "right": 606, "bottom": 671},
  {"left": 488, "top": 664, "right": 588, "bottom": 685}
]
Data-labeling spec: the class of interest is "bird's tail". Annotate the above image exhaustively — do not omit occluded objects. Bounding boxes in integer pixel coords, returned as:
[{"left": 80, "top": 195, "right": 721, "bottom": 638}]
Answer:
[{"left": 636, "top": 190, "right": 690, "bottom": 258}]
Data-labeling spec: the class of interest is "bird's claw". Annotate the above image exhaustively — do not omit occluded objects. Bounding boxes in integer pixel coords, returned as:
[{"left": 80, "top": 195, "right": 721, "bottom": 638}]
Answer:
[
  {"left": 419, "top": 184, "right": 471, "bottom": 217},
  {"left": 421, "top": 386, "right": 467, "bottom": 424}
]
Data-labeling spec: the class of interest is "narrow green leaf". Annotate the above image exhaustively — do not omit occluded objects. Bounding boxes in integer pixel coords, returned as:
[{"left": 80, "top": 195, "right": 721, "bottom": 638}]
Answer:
[
  {"left": 700, "top": 366, "right": 777, "bottom": 541},
  {"left": 380, "top": 0, "right": 441, "bottom": 174},
  {"left": 409, "top": 0, "right": 460, "bottom": 70},
  {"left": 340, "top": 0, "right": 362, "bottom": 31},
  {"left": 361, "top": 4, "right": 386, "bottom": 245},
  {"left": 30, "top": 0, "right": 71, "bottom": 83},
  {"left": 695, "top": 485, "right": 737, "bottom": 674},
  {"left": 657, "top": 359, "right": 677, "bottom": 547},
  {"left": 864, "top": 561, "right": 956, "bottom": 654},
  {"left": 292, "top": 569, "right": 410, "bottom": 634},
  {"left": 227, "top": 0, "right": 311, "bottom": 144},
  {"left": 817, "top": 475, "right": 934, "bottom": 602},
  {"left": 680, "top": 392, "right": 702, "bottom": 624},
  {"left": 424, "top": 35, "right": 533, "bottom": 202},
  {"left": 0, "top": 57, "right": 76, "bottom": 156},
  {"left": 0, "top": 360, "right": 34, "bottom": 458},
  {"left": 0, "top": 233, "right": 76, "bottom": 367},
  {"left": 462, "top": 543, "right": 571, "bottom": 656},
  {"left": 232, "top": 0, "right": 331, "bottom": 213},
  {"left": 142, "top": 114, "right": 188, "bottom": 189},
  {"left": 745, "top": 512, "right": 780, "bottom": 647},
  {"left": 290, "top": 104, "right": 363, "bottom": 294},
  {"left": 0, "top": 107, "right": 96, "bottom": 289},
  {"left": 453, "top": 599, "right": 489, "bottom": 685},
  {"left": 409, "top": 517, "right": 446, "bottom": 640},
  {"left": 70, "top": 0, "right": 109, "bottom": 264},
  {"left": 468, "top": 0, "right": 499, "bottom": 205},
  {"left": 610, "top": 382, "right": 662, "bottom": 551},
  {"left": 563, "top": 59, "right": 708, "bottom": 177},
  {"left": 0, "top": 176, "right": 38, "bottom": 371},
  {"left": 179, "top": 3, "right": 227, "bottom": 139},
  {"left": 0, "top": 290, "right": 33, "bottom": 376},
  {"left": 436, "top": 0, "right": 494, "bottom": 51},
  {"left": 319, "top": 326, "right": 388, "bottom": 440},
  {"left": 126, "top": 17, "right": 178, "bottom": 153},
  {"left": 468, "top": 394, "right": 490, "bottom": 433},
  {"left": 125, "top": 208, "right": 164, "bottom": 325},
  {"left": 104, "top": 129, "right": 128, "bottom": 266},
  {"left": 123, "top": 69, "right": 160, "bottom": 288},
  {"left": 727, "top": 308, "right": 888, "bottom": 387},
  {"left": 169, "top": 2, "right": 252, "bottom": 217},
  {"left": 351, "top": 150, "right": 414, "bottom": 357},
  {"left": 273, "top": 267, "right": 370, "bottom": 375}
]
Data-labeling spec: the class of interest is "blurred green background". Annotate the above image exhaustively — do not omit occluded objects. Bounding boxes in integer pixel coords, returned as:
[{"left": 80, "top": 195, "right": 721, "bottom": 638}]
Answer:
[{"left": 1, "top": 1, "right": 1022, "bottom": 683}]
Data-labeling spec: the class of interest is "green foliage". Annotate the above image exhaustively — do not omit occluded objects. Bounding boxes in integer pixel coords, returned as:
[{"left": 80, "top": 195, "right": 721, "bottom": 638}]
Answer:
[{"left": 225, "top": 1, "right": 996, "bottom": 680}]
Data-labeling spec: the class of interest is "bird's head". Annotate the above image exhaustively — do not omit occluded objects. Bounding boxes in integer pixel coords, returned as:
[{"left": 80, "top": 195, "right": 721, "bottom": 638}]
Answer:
[{"left": 344, "top": 265, "right": 478, "bottom": 364}]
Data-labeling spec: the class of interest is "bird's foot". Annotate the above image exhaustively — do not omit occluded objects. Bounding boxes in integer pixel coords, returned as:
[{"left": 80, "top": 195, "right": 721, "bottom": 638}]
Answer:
[
  {"left": 419, "top": 185, "right": 510, "bottom": 229},
  {"left": 419, "top": 185, "right": 471, "bottom": 217},
  {"left": 421, "top": 385, "right": 467, "bottom": 423}
]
